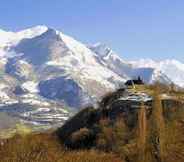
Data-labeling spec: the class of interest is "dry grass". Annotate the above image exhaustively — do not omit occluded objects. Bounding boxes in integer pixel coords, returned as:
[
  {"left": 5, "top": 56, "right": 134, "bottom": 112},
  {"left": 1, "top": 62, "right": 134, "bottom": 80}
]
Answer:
[
  {"left": 59, "top": 150, "right": 122, "bottom": 162},
  {"left": 0, "top": 133, "right": 123, "bottom": 162}
]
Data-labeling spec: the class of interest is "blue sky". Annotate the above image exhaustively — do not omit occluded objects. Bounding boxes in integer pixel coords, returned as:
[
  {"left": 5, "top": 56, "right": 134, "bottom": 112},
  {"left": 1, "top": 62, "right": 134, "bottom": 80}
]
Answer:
[{"left": 0, "top": 0, "right": 184, "bottom": 61}]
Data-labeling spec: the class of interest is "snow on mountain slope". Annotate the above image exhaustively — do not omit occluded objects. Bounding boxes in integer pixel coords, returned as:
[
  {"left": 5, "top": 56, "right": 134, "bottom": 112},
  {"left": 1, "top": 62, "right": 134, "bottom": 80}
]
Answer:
[
  {"left": 0, "top": 26, "right": 126, "bottom": 110},
  {"left": 13, "top": 28, "right": 125, "bottom": 94},
  {"left": 131, "top": 59, "right": 184, "bottom": 87},
  {"left": 5, "top": 58, "right": 35, "bottom": 81},
  {"left": 16, "top": 25, "right": 48, "bottom": 40},
  {"left": 89, "top": 43, "right": 171, "bottom": 85},
  {"left": 57, "top": 32, "right": 126, "bottom": 87},
  {"left": 0, "top": 29, "right": 14, "bottom": 44},
  {"left": 22, "top": 81, "right": 39, "bottom": 93},
  {"left": 89, "top": 43, "right": 131, "bottom": 79},
  {"left": 0, "top": 26, "right": 48, "bottom": 45},
  {"left": 0, "top": 26, "right": 48, "bottom": 58}
]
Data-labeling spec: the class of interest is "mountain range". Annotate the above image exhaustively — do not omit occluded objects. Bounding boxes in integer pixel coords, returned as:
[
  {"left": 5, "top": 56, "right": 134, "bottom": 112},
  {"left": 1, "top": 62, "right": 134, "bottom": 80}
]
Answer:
[{"left": 0, "top": 25, "right": 183, "bottom": 128}]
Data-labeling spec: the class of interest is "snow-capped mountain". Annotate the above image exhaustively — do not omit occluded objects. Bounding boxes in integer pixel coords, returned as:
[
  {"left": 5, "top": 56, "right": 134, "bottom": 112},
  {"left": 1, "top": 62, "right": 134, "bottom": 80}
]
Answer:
[
  {"left": 89, "top": 43, "right": 171, "bottom": 85},
  {"left": 88, "top": 43, "right": 132, "bottom": 79},
  {"left": 0, "top": 26, "right": 126, "bottom": 128},
  {"left": 131, "top": 59, "right": 184, "bottom": 87},
  {"left": 0, "top": 25, "right": 181, "bottom": 128}
]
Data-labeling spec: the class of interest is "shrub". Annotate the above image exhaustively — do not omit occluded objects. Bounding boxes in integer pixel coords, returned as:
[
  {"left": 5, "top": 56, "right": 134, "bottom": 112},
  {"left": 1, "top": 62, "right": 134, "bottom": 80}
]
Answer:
[
  {"left": 0, "top": 133, "right": 62, "bottom": 162},
  {"left": 69, "top": 127, "right": 95, "bottom": 149}
]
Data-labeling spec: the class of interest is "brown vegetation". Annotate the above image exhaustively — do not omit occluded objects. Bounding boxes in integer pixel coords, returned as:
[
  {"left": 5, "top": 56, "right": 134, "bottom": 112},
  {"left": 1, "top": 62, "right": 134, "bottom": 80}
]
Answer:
[
  {"left": 137, "top": 103, "right": 147, "bottom": 162},
  {"left": 1, "top": 85, "right": 184, "bottom": 162},
  {"left": 0, "top": 133, "right": 123, "bottom": 162}
]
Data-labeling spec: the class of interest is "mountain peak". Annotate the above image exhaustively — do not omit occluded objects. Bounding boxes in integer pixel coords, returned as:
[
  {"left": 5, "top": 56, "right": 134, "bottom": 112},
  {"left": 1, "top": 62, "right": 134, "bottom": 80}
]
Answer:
[
  {"left": 37, "top": 27, "right": 61, "bottom": 40},
  {"left": 0, "top": 25, "right": 50, "bottom": 45},
  {"left": 17, "top": 25, "right": 48, "bottom": 33},
  {"left": 88, "top": 43, "right": 113, "bottom": 57},
  {"left": 15, "top": 25, "right": 49, "bottom": 39}
]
